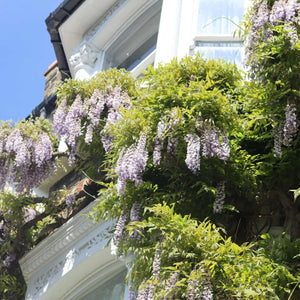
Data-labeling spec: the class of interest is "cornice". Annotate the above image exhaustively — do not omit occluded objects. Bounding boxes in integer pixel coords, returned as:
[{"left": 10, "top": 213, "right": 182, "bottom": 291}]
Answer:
[{"left": 19, "top": 201, "right": 109, "bottom": 282}]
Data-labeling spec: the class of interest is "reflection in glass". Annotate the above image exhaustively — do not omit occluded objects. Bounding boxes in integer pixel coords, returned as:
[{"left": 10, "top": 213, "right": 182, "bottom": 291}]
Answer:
[
  {"left": 79, "top": 269, "right": 127, "bottom": 300},
  {"left": 197, "top": 0, "right": 244, "bottom": 35},
  {"left": 194, "top": 42, "right": 243, "bottom": 67}
]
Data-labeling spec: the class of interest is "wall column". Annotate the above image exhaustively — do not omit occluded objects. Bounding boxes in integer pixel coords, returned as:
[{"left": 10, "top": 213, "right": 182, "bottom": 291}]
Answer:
[{"left": 154, "top": 0, "right": 182, "bottom": 66}]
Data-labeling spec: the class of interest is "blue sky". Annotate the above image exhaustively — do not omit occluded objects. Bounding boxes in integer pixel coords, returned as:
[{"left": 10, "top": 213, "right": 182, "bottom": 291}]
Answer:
[{"left": 0, "top": 0, "right": 64, "bottom": 122}]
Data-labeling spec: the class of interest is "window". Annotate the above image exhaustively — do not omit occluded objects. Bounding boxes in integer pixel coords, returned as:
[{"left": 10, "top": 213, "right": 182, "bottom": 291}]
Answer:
[
  {"left": 193, "top": 0, "right": 245, "bottom": 66},
  {"left": 193, "top": 42, "right": 243, "bottom": 66},
  {"left": 78, "top": 269, "right": 127, "bottom": 300},
  {"left": 197, "top": 0, "right": 244, "bottom": 35},
  {"left": 103, "top": 0, "right": 162, "bottom": 74}
]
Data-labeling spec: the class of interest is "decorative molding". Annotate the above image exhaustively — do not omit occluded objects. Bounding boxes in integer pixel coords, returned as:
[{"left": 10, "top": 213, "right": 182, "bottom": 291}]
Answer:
[
  {"left": 85, "top": 0, "right": 128, "bottom": 41},
  {"left": 28, "top": 230, "right": 109, "bottom": 299},
  {"left": 69, "top": 41, "right": 102, "bottom": 73},
  {"left": 19, "top": 202, "right": 117, "bottom": 300}
]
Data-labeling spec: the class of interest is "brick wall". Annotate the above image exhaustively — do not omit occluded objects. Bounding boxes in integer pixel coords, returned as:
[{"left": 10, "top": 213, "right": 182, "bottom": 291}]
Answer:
[{"left": 43, "top": 60, "right": 62, "bottom": 101}]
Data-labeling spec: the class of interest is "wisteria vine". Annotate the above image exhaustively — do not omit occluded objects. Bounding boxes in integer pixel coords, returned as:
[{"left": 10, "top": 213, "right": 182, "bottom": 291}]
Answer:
[
  {"left": 53, "top": 85, "right": 132, "bottom": 164},
  {"left": 0, "top": 120, "right": 56, "bottom": 193},
  {"left": 244, "top": 0, "right": 299, "bottom": 156}
]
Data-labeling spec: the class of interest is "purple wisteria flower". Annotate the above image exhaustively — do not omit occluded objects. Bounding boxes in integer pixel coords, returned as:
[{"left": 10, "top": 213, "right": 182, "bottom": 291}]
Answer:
[
  {"left": 270, "top": 0, "right": 286, "bottom": 25},
  {"left": 283, "top": 103, "right": 297, "bottom": 146},
  {"left": 219, "top": 132, "right": 230, "bottom": 161},
  {"left": 136, "top": 281, "right": 150, "bottom": 300},
  {"left": 33, "top": 133, "right": 53, "bottom": 167},
  {"left": 65, "top": 95, "right": 84, "bottom": 149},
  {"left": 153, "top": 109, "right": 180, "bottom": 165},
  {"left": 116, "top": 132, "right": 148, "bottom": 196},
  {"left": 284, "top": 23, "right": 298, "bottom": 47},
  {"left": 0, "top": 132, "right": 7, "bottom": 156},
  {"left": 285, "top": 0, "right": 299, "bottom": 22},
  {"left": 130, "top": 201, "right": 142, "bottom": 243},
  {"left": 53, "top": 98, "right": 68, "bottom": 137},
  {"left": 187, "top": 269, "right": 213, "bottom": 300},
  {"left": 187, "top": 270, "right": 201, "bottom": 300},
  {"left": 274, "top": 124, "right": 283, "bottom": 158},
  {"left": 14, "top": 141, "right": 30, "bottom": 167},
  {"left": 113, "top": 209, "right": 128, "bottom": 250},
  {"left": 24, "top": 207, "right": 37, "bottom": 222},
  {"left": 153, "top": 117, "right": 168, "bottom": 166},
  {"left": 105, "top": 86, "right": 131, "bottom": 109},
  {"left": 152, "top": 243, "right": 162, "bottom": 278},
  {"left": 199, "top": 269, "right": 213, "bottom": 300},
  {"left": 6, "top": 129, "right": 23, "bottom": 154},
  {"left": 184, "top": 134, "right": 201, "bottom": 174},
  {"left": 201, "top": 126, "right": 220, "bottom": 158},
  {"left": 100, "top": 108, "right": 122, "bottom": 152},
  {"left": 129, "top": 286, "right": 139, "bottom": 300},
  {"left": 163, "top": 272, "right": 179, "bottom": 300},
  {"left": 167, "top": 136, "right": 178, "bottom": 155},
  {"left": 84, "top": 123, "right": 94, "bottom": 145},
  {"left": 0, "top": 126, "right": 56, "bottom": 193},
  {"left": 213, "top": 181, "right": 226, "bottom": 214},
  {"left": 3, "top": 253, "right": 16, "bottom": 267},
  {"left": 53, "top": 86, "right": 132, "bottom": 160},
  {"left": 254, "top": 1, "right": 270, "bottom": 29},
  {"left": 245, "top": 0, "right": 300, "bottom": 70},
  {"left": 85, "top": 89, "right": 105, "bottom": 128},
  {"left": 66, "top": 193, "right": 76, "bottom": 208}
]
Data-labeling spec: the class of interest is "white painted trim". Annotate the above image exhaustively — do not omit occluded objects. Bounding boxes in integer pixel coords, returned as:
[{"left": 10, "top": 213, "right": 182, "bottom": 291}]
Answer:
[
  {"left": 131, "top": 50, "right": 156, "bottom": 77},
  {"left": 59, "top": 0, "right": 159, "bottom": 78},
  {"left": 19, "top": 202, "right": 122, "bottom": 300},
  {"left": 154, "top": 0, "right": 182, "bottom": 66},
  {"left": 193, "top": 34, "right": 242, "bottom": 43}
]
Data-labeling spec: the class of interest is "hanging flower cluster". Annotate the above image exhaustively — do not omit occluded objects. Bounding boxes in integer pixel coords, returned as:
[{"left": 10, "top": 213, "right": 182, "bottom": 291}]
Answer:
[
  {"left": 53, "top": 86, "right": 131, "bottom": 164},
  {"left": 129, "top": 201, "right": 142, "bottom": 243},
  {"left": 153, "top": 108, "right": 180, "bottom": 166},
  {"left": 23, "top": 207, "right": 37, "bottom": 223},
  {"left": 113, "top": 209, "right": 129, "bottom": 251},
  {"left": 0, "top": 124, "right": 56, "bottom": 193},
  {"left": 184, "top": 134, "right": 201, "bottom": 174},
  {"left": 213, "top": 181, "right": 226, "bottom": 214},
  {"left": 245, "top": 0, "right": 300, "bottom": 72},
  {"left": 0, "top": 211, "right": 10, "bottom": 244},
  {"left": 115, "top": 132, "right": 148, "bottom": 196},
  {"left": 273, "top": 103, "right": 298, "bottom": 157},
  {"left": 187, "top": 269, "right": 213, "bottom": 300},
  {"left": 136, "top": 242, "right": 162, "bottom": 300},
  {"left": 163, "top": 272, "right": 179, "bottom": 300},
  {"left": 65, "top": 193, "right": 76, "bottom": 208},
  {"left": 184, "top": 125, "right": 230, "bottom": 174},
  {"left": 113, "top": 201, "right": 143, "bottom": 255}
]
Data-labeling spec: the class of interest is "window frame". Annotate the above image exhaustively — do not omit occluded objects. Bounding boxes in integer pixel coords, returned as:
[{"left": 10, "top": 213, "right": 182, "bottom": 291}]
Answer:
[{"left": 190, "top": 0, "right": 250, "bottom": 66}]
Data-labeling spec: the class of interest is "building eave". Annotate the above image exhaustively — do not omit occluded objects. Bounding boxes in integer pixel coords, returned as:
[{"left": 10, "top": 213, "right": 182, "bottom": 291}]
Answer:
[{"left": 45, "top": 0, "right": 86, "bottom": 78}]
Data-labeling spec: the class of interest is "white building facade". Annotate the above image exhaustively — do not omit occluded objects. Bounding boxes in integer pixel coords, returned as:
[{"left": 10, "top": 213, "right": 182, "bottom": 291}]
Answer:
[{"left": 20, "top": 0, "right": 249, "bottom": 299}]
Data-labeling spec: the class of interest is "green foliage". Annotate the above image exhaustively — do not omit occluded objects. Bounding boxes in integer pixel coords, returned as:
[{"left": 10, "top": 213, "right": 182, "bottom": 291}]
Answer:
[
  {"left": 125, "top": 203, "right": 296, "bottom": 299},
  {"left": 257, "top": 233, "right": 300, "bottom": 274},
  {"left": 1, "top": 1, "right": 300, "bottom": 295},
  {"left": 55, "top": 68, "right": 137, "bottom": 105}
]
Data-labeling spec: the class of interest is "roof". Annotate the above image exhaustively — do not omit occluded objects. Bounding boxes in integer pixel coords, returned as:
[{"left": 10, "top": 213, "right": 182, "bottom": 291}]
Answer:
[
  {"left": 29, "top": 0, "right": 86, "bottom": 119},
  {"left": 45, "top": 0, "right": 86, "bottom": 78}
]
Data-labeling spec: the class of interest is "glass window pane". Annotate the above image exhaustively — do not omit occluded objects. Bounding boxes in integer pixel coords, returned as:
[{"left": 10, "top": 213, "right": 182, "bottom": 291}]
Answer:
[
  {"left": 194, "top": 42, "right": 243, "bottom": 67},
  {"left": 197, "top": 0, "right": 244, "bottom": 35},
  {"left": 79, "top": 270, "right": 127, "bottom": 300},
  {"left": 103, "top": 1, "right": 161, "bottom": 71}
]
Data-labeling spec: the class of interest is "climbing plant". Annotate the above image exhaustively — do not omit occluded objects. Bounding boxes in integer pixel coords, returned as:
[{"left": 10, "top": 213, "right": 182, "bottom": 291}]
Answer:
[{"left": 1, "top": 1, "right": 300, "bottom": 298}]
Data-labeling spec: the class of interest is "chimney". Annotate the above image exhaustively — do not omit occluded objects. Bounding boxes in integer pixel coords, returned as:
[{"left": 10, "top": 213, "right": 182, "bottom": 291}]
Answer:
[{"left": 43, "top": 60, "right": 62, "bottom": 101}]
